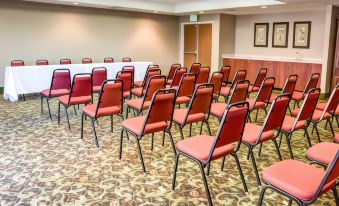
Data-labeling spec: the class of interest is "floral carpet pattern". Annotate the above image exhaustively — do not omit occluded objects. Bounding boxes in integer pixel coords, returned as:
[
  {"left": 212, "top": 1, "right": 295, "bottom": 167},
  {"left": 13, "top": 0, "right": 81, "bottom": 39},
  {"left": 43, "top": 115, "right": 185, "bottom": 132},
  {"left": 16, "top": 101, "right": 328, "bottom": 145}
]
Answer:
[{"left": 0, "top": 94, "right": 337, "bottom": 206}]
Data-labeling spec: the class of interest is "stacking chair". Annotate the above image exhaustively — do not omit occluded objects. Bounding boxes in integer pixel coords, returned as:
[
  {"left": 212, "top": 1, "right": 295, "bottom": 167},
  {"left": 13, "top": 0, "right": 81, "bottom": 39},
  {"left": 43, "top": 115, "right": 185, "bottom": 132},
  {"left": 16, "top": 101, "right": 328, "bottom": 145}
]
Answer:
[
  {"left": 133, "top": 68, "right": 161, "bottom": 89},
  {"left": 147, "top": 64, "right": 159, "bottom": 70},
  {"left": 119, "top": 89, "right": 177, "bottom": 172},
  {"left": 306, "top": 141, "right": 339, "bottom": 167},
  {"left": 220, "top": 65, "right": 231, "bottom": 85},
  {"left": 40, "top": 69, "right": 71, "bottom": 119},
  {"left": 175, "top": 73, "right": 196, "bottom": 106},
  {"left": 258, "top": 151, "right": 339, "bottom": 206},
  {"left": 122, "top": 57, "right": 132, "bottom": 62},
  {"left": 173, "top": 102, "right": 249, "bottom": 206},
  {"left": 220, "top": 70, "right": 247, "bottom": 100},
  {"left": 196, "top": 67, "right": 210, "bottom": 84},
  {"left": 104, "top": 57, "right": 114, "bottom": 63},
  {"left": 173, "top": 84, "right": 214, "bottom": 139},
  {"left": 122, "top": 66, "right": 135, "bottom": 86},
  {"left": 278, "top": 88, "right": 320, "bottom": 159},
  {"left": 248, "top": 68, "right": 267, "bottom": 93},
  {"left": 167, "top": 64, "right": 181, "bottom": 84},
  {"left": 58, "top": 73, "right": 92, "bottom": 130},
  {"left": 269, "top": 74, "right": 298, "bottom": 104},
  {"left": 210, "top": 80, "right": 250, "bottom": 121},
  {"left": 241, "top": 94, "right": 290, "bottom": 186},
  {"left": 336, "top": 133, "right": 339, "bottom": 143},
  {"left": 60, "top": 59, "right": 71, "bottom": 65},
  {"left": 11, "top": 60, "right": 24, "bottom": 66},
  {"left": 209, "top": 72, "right": 224, "bottom": 101},
  {"left": 82, "top": 58, "right": 93, "bottom": 64},
  {"left": 116, "top": 70, "right": 133, "bottom": 100},
  {"left": 166, "top": 67, "right": 187, "bottom": 88},
  {"left": 190, "top": 63, "right": 201, "bottom": 73},
  {"left": 246, "top": 77, "right": 275, "bottom": 122},
  {"left": 292, "top": 73, "right": 320, "bottom": 108},
  {"left": 36, "top": 59, "right": 49, "bottom": 66},
  {"left": 81, "top": 79, "right": 124, "bottom": 147},
  {"left": 91, "top": 67, "right": 107, "bottom": 94},
  {"left": 127, "top": 75, "right": 166, "bottom": 118}
]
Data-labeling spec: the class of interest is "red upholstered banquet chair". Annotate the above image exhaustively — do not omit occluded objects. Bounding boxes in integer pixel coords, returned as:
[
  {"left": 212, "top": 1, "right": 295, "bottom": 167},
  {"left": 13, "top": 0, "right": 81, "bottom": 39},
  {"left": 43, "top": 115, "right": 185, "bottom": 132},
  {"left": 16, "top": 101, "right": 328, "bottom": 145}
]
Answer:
[
  {"left": 132, "top": 68, "right": 161, "bottom": 97},
  {"left": 122, "top": 66, "right": 135, "bottom": 86},
  {"left": 167, "top": 64, "right": 181, "bottom": 84},
  {"left": 82, "top": 58, "right": 93, "bottom": 64},
  {"left": 196, "top": 67, "right": 210, "bottom": 84},
  {"left": 11, "top": 60, "right": 24, "bottom": 66},
  {"left": 36, "top": 59, "right": 49, "bottom": 66},
  {"left": 104, "top": 57, "right": 114, "bottom": 63},
  {"left": 58, "top": 73, "right": 92, "bottom": 130},
  {"left": 336, "top": 133, "right": 339, "bottom": 143},
  {"left": 60, "top": 58, "right": 71, "bottom": 65},
  {"left": 166, "top": 67, "right": 187, "bottom": 88},
  {"left": 209, "top": 71, "right": 223, "bottom": 101},
  {"left": 81, "top": 79, "right": 124, "bottom": 147},
  {"left": 147, "top": 64, "right": 159, "bottom": 70},
  {"left": 116, "top": 70, "right": 133, "bottom": 100},
  {"left": 258, "top": 151, "right": 339, "bottom": 206},
  {"left": 220, "top": 69, "right": 247, "bottom": 101},
  {"left": 172, "top": 102, "right": 249, "bottom": 206},
  {"left": 40, "top": 69, "right": 71, "bottom": 119},
  {"left": 306, "top": 141, "right": 339, "bottom": 167},
  {"left": 175, "top": 73, "right": 196, "bottom": 106},
  {"left": 122, "top": 57, "right": 131, "bottom": 62},
  {"left": 220, "top": 65, "right": 231, "bottom": 86},
  {"left": 190, "top": 62, "right": 201, "bottom": 73},
  {"left": 248, "top": 68, "right": 267, "bottom": 93},
  {"left": 91, "top": 67, "right": 107, "bottom": 95},
  {"left": 269, "top": 74, "right": 298, "bottom": 104},
  {"left": 119, "top": 89, "right": 177, "bottom": 172},
  {"left": 292, "top": 73, "right": 320, "bottom": 109}
]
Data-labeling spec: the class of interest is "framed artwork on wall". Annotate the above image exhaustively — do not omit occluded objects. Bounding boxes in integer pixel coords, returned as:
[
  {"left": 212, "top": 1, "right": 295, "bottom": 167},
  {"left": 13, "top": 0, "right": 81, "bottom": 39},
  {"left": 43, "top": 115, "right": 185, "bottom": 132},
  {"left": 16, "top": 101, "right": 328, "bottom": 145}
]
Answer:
[
  {"left": 293, "top": 21, "right": 311, "bottom": 49},
  {"left": 254, "top": 23, "right": 269, "bottom": 47},
  {"left": 272, "top": 22, "right": 289, "bottom": 48}
]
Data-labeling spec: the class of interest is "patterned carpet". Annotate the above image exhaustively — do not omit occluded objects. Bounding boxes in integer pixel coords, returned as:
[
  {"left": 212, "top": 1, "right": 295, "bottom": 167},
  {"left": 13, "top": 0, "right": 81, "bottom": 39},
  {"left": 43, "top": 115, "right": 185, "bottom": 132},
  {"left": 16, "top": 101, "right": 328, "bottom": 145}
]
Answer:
[{"left": 0, "top": 93, "right": 337, "bottom": 206}]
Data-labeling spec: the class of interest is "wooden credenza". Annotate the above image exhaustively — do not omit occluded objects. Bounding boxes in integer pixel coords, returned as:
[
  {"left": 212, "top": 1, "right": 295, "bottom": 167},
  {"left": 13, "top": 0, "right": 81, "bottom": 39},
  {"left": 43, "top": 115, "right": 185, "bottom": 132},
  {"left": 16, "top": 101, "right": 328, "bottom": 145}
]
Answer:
[{"left": 223, "top": 58, "right": 322, "bottom": 91}]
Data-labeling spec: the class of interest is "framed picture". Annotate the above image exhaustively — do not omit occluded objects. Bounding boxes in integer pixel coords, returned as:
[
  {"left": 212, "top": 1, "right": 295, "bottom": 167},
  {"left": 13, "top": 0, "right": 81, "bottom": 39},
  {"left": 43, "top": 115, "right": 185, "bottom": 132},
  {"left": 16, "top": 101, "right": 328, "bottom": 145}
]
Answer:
[
  {"left": 254, "top": 23, "right": 269, "bottom": 47},
  {"left": 293, "top": 21, "right": 311, "bottom": 49},
  {"left": 272, "top": 22, "right": 289, "bottom": 48}
]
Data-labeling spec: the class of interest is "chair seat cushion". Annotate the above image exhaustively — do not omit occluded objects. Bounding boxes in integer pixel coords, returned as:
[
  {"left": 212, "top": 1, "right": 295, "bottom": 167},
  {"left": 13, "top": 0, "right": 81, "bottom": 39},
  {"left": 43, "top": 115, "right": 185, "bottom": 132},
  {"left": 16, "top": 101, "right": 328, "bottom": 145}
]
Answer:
[
  {"left": 176, "top": 96, "right": 191, "bottom": 105},
  {"left": 292, "top": 91, "right": 305, "bottom": 101},
  {"left": 280, "top": 116, "right": 306, "bottom": 132},
  {"left": 173, "top": 109, "right": 206, "bottom": 126},
  {"left": 41, "top": 89, "right": 70, "bottom": 98},
  {"left": 316, "top": 103, "right": 326, "bottom": 111},
  {"left": 127, "top": 99, "right": 150, "bottom": 111},
  {"left": 59, "top": 95, "right": 91, "bottom": 105},
  {"left": 220, "top": 87, "right": 232, "bottom": 97},
  {"left": 83, "top": 104, "right": 121, "bottom": 118},
  {"left": 248, "top": 85, "right": 259, "bottom": 93},
  {"left": 210, "top": 103, "right": 227, "bottom": 118},
  {"left": 167, "top": 79, "right": 173, "bottom": 85},
  {"left": 291, "top": 108, "right": 331, "bottom": 122},
  {"left": 242, "top": 123, "right": 275, "bottom": 144},
  {"left": 246, "top": 98, "right": 266, "bottom": 110},
  {"left": 134, "top": 81, "right": 143, "bottom": 88},
  {"left": 335, "top": 133, "right": 339, "bottom": 143},
  {"left": 122, "top": 116, "right": 168, "bottom": 136},
  {"left": 123, "top": 91, "right": 130, "bottom": 99},
  {"left": 306, "top": 142, "right": 339, "bottom": 165},
  {"left": 131, "top": 88, "right": 144, "bottom": 97},
  {"left": 213, "top": 93, "right": 219, "bottom": 99},
  {"left": 263, "top": 159, "right": 336, "bottom": 201},
  {"left": 93, "top": 86, "right": 101, "bottom": 93},
  {"left": 269, "top": 94, "right": 277, "bottom": 104},
  {"left": 177, "top": 135, "right": 234, "bottom": 162}
]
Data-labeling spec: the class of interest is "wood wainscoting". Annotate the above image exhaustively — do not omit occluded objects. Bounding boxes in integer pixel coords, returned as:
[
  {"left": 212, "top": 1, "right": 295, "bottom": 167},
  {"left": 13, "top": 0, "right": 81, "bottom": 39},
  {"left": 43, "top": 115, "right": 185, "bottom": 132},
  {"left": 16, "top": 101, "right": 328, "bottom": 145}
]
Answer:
[{"left": 223, "top": 58, "right": 322, "bottom": 91}]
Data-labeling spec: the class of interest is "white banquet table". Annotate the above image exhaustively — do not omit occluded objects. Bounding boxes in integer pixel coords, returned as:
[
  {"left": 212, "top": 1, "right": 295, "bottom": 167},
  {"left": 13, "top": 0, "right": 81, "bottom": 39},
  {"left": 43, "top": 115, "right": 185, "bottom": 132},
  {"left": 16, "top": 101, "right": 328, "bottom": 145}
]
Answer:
[{"left": 3, "top": 62, "right": 152, "bottom": 102}]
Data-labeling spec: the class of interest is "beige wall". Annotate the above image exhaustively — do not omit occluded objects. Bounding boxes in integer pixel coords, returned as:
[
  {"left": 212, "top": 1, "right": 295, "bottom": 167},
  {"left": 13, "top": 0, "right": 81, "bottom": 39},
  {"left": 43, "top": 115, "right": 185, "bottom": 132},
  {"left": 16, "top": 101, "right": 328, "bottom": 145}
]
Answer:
[
  {"left": 219, "top": 14, "right": 236, "bottom": 68},
  {"left": 0, "top": 1, "right": 179, "bottom": 86}
]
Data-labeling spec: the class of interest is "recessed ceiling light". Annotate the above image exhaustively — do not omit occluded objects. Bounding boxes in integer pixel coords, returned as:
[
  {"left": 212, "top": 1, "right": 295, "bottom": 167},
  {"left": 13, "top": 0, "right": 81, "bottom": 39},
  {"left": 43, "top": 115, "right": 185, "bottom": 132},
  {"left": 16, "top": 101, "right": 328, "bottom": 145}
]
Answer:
[
  {"left": 72, "top": 2, "right": 79, "bottom": 5},
  {"left": 199, "top": 11, "right": 204, "bottom": 14},
  {"left": 153, "top": 10, "right": 159, "bottom": 13},
  {"left": 261, "top": 5, "right": 267, "bottom": 9}
]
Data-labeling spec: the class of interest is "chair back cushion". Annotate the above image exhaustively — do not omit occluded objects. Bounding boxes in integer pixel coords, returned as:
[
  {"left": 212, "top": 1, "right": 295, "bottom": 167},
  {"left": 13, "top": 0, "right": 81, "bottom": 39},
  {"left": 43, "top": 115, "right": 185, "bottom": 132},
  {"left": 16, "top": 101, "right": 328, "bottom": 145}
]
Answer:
[
  {"left": 256, "top": 77, "right": 275, "bottom": 103},
  {"left": 188, "top": 84, "right": 214, "bottom": 115},
  {"left": 190, "top": 63, "right": 201, "bottom": 73},
  {"left": 144, "top": 76, "right": 166, "bottom": 101},
  {"left": 298, "top": 88, "right": 320, "bottom": 121},
  {"left": 71, "top": 74, "right": 92, "bottom": 97},
  {"left": 98, "top": 80, "right": 123, "bottom": 109},
  {"left": 282, "top": 74, "right": 298, "bottom": 95},
  {"left": 177, "top": 73, "right": 196, "bottom": 97},
  {"left": 196, "top": 67, "right": 210, "bottom": 84},
  {"left": 220, "top": 65, "right": 231, "bottom": 83},
  {"left": 92, "top": 67, "right": 107, "bottom": 87},
  {"left": 263, "top": 94, "right": 290, "bottom": 132},
  {"left": 210, "top": 72, "right": 223, "bottom": 95},
  {"left": 146, "top": 90, "right": 176, "bottom": 124},
  {"left": 228, "top": 80, "right": 250, "bottom": 104},
  {"left": 51, "top": 69, "right": 71, "bottom": 90},
  {"left": 117, "top": 71, "right": 132, "bottom": 92},
  {"left": 171, "top": 67, "right": 187, "bottom": 87},
  {"left": 253, "top": 68, "right": 267, "bottom": 87},
  {"left": 168, "top": 64, "right": 181, "bottom": 80}
]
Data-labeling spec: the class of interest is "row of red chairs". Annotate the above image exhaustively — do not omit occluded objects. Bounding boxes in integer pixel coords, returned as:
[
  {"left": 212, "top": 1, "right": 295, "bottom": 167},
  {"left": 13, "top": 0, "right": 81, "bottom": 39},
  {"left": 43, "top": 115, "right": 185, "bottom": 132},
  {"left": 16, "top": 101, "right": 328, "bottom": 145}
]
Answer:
[{"left": 10, "top": 57, "right": 132, "bottom": 66}]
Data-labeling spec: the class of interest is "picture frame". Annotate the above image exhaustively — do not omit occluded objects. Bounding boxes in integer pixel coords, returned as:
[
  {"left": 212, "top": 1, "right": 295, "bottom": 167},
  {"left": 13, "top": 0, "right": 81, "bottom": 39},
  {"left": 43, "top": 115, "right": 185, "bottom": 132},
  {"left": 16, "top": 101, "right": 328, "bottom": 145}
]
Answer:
[
  {"left": 254, "top": 23, "right": 269, "bottom": 47},
  {"left": 272, "top": 22, "right": 289, "bottom": 48},
  {"left": 293, "top": 21, "right": 311, "bottom": 49}
]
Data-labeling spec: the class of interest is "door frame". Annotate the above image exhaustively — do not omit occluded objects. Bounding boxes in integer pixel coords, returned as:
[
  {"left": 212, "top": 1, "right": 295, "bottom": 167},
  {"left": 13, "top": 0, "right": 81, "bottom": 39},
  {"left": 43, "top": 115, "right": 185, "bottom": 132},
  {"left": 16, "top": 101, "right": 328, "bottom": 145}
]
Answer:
[{"left": 180, "top": 21, "right": 215, "bottom": 69}]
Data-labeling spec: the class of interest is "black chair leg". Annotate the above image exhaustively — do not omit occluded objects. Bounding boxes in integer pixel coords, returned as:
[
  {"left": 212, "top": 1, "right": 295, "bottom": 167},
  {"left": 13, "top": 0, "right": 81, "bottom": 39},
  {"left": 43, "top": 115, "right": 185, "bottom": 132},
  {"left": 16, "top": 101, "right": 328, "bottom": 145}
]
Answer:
[
  {"left": 199, "top": 121, "right": 204, "bottom": 135},
  {"left": 285, "top": 133, "right": 294, "bottom": 159},
  {"left": 179, "top": 125, "right": 184, "bottom": 140},
  {"left": 333, "top": 187, "right": 339, "bottom": 205},
  {"left": 58, "top": 102, "right": 61, "bottom": 124},
  {"left": 189, "top": 124, "right": 193, "bottom": 137},
  {"left": 162, "top": 131, "right": 165, "bottom": 147},
  {"left": 198, "top": 162, "right": 213, "bottom": 206},
  {"left": 328, "top": 119, "right": 335, "bottom": 137},
  {"left": 232, "top": 153, "right": 248, "bottom": 192},
  {"left": 40, "top": 95, "right": 44, "bottom": 114},
  {"left": 110, "top": 115, "right": 113, "bottom": 133},
  {"left": 258, "top": 144, "right": 263, "bottom": 157},
  {"left": 167, "top": 130, "right": 177, "bottom": 156},
  {"left": 249, "top": 147, "right": 261, "bottom": 186},
  {"left": 136, "top": 138, "right": 146, "bottom": 173},
  {"left": 46, "top": 99, "right": 52, "bottom": 120},
  {"left": 119, "top": 129, "right": 124, "bottom": 159},
  {"left": 64, "top": 106, "right": 71, "bottom": 131},
  {"left": 151, "top": 133, "right": 154, "bottom": 151},
  {"left": 81, "top": 113, "right": 85, "bottom": 139},
  {"left": 257, "top": 185, "right": 268, "bottom": 206},
  {"left": 172, "top": 153, "right": 180, "bottom": 190},
  {"left": 205, "top": 120, "right": 212, "bottom": 135},
  {"left": 255, "top": 109, "right": 259, "bottom": 122},
  {"left": 272, "top": 138, "right": 282, "bottom": 161},
  {"left": 207, "top": 162, "right": 211, "bottom": 176},
  {"left": 221, "top": 157, "right": 226, "bottom": 171},
  {"left": 304, "top": 128, "right": 312, "bottom": 147},
  {"left": 91, "top": 118, "right": 99, "bottom": 147},
  {"left": 313, "top": 123, "right": 321, "bottom": 143},
  {"left": 73, "top": 105, "right": 77, "bottom": 116}
]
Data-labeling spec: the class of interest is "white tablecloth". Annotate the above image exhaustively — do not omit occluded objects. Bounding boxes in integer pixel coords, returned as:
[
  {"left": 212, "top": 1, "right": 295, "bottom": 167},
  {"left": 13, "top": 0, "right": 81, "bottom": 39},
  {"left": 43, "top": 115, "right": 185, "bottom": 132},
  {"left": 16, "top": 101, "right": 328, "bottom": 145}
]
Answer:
[{"left": 3, "top": 62, "right": 152, "bottom": 102}]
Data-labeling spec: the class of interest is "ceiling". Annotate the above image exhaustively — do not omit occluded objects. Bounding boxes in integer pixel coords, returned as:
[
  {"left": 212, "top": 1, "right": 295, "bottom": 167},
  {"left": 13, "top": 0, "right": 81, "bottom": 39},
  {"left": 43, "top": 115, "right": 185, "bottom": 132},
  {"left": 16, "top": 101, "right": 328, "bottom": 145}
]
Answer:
[{"left": 21, "top": 0, "right": 339, "bottom": 15}]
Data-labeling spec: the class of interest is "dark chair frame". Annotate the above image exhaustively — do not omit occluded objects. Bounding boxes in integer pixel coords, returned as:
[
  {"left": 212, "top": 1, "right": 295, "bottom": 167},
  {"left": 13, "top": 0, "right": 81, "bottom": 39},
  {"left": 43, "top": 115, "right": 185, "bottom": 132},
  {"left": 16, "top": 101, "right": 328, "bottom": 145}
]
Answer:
[
  {"left": 248, "top": 68, "right": 267, "bottom": 93},
  {"left": 293, "top": 73, "right": 320, "bottom": 109}
]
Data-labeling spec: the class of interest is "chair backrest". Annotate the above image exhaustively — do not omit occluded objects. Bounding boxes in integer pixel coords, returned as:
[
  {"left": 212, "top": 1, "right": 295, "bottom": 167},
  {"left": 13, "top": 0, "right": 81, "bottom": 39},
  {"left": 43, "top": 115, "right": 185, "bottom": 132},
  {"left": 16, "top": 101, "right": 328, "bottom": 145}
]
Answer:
[
  {"left": 170, "top": 67, "right": 187, "bottom": 87},
  {"left": 82, "top": 58, "right": 93, "bottom": 64},
  {"left": 255, "top": 77, "right": 275, "bottom": 103},
  {"left": 323, "top": 83, "right": 339, "bottom": 115},
  {"left": 253, "top": 68, "right": 267, "bottom": 87},
  {"left": 122, "top": 57, "right": 132, "bottom": 62},
  {"left": 68, "top": 73, "right": 92, "bottom": 103},
  {"left": 104, "top": 57, "right": 114, "bottom": 63},
  {"left": 116, "top": 70, "right": 132, "bottom": 93},
  {"left": 282, "top": 74, "right": 298, "bottom": 95},
  {"left": 220, "top": 65, "right": 231, "bottom": 84},
  {"left": 210, "top": 72, "right": 224, "bottom": 96},
  {"left": 122, "top": 66, "right": 135, "bottom": 84},
  {"left": 168, "top": 64, "right": 181, "bottom": 80},
  {"left": 187, "top": 83, "right": 214, "bottom": 118},
  {"left": 230, "top": 70, "right": 247, "bottom": 89},
  {"left": 147, "top": 64, "right": 160, "bottom": 70},
  {"left": 143, "top": 75, "right": 167, "bottom": 102},
  {"left": 60, "top": 59, "right": 71, "bottom": 65},
  {"left": 11, "top": 60, "right": 24, "bottom": 66},
  {"left": 190, "top": 63, "right": 201, "bottom": 73},
  {"left": 302, "top": 73, "right": 320, "bottom": 94},
  {"left": 228, "top": 80, "right": 250, "bottom": 104},
  {"left": 95, "top": 79, "right": 123, "bottom": 116},
  {"left": 92, "top": 67, "right": 107, "bottom": 87},
  {"left": 36, "top": 59, "right": 49, "bottom": 66},
  {"left": 196, "top": 67, "right": 211, "bottom": 84},
  {"left": 296, "top": 88, "right": 321, "bottom": 121},
  {"left": 49, "top": 69, "right": 71, "bottom": 93},
  {"left": 142, "top": 68, "right": 161, "bottom": 89},
  {"left": 207, "top": 101, "right": 249, "bottom": 162},
  {"left": 177, "top": 73, "right": 197, "bottom": 97}
]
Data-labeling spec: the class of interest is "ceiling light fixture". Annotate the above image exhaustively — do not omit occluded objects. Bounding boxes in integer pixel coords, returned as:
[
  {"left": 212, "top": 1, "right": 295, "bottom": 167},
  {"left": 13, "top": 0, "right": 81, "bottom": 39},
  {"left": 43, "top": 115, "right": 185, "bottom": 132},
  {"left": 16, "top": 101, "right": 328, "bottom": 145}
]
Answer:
[
  {"left": 199, "top": 11, "right": 204, "bottom": 14},
  {"left": 72, "top": 2, "right": 79, "bottom": 5},
  {"left": 153, "top": 10, "right": 159, "bottom": 13},
  {"left": 261, "top": 5, "right": 267, "bottom": 9}
]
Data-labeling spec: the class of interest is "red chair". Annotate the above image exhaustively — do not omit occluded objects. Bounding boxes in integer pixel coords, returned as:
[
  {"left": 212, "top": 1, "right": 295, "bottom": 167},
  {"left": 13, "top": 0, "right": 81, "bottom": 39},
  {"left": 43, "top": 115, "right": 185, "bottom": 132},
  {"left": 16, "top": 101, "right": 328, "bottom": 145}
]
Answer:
[
  {"left": 220, "top": 65, "right": 231, "bottom": 86},
  {"left": 172, "top": 102, "right": 250, "bottom": 206},
  {"left": 104, "top": 57, "right": 114, "bottom": 63},
  {"left": 258, "top": 151, "right": 339, "bottom": 206},
  {"left": 132, "top": 68, "right": 161, "bottom": 97},
  {"left": 173, "top": 84, "right": 214, "bottom": 139},
  {"left": 246, "top": 77, "right": 275, "bottom": 122},
  {"left": 36, "top": 59, "right": 49, "bottom": 66},
  {"left": 147, "top": 64, "right": 159, "bottom": 70},
  {"left": 81, "top": 79, "right": 124, "bottom": 147},
  {"left": 122, "top": 57, "right": 132, "bottom": 62},
  {"left": 242, "top": 94, "right": 290, "bottom": 186},
  {"left": 175, "top": 73, "right": 197, "bottom": 106},
  {"left": 220, "top": 70, "right": 247, "bottom": 100},
  {"left": 60, "top": 59, "right": 71, "bottom": 65},
  {"left": 116, "top": 70, "right": 133, "bottom": 99},
  {"left": 40, "top": 69, "right": 71, "bottom": 119},
  {"left": 122, "top": 66, "right": 135, "bottom": 86},
  {"left": 306, "top": 142, "right": 339, "bottom": 167},
  {"left": 91, "top": 67, "right": 107, "bottom": 94},
  {"left": 127, "top": 75, "right": 166, "bottom": 118},
  {"left": 166, "top": 67, "right": 187, "bottom": 88},
  {"left": 248, "top": 68, "right": 267, "bottom": 93},
  {"left": 196, "top": 67, "right": 210, "bottom": 84},
  {"left": 190, "top": 63, "right": 201, "bottom": 73},
  {"left": 209, "top": 71, "right": 223, "bottom": 100},
  {"left": 58, "top": 73, "right": 92, "bottom": 130},
  {"left": 167, "top": 64, "right": 181, "bottom": 83},
  {"left": 335, "top": 133, "right": 339, "bottom": 143},
  {"left": 82, "top": 58, "right": 93, "bottom": 64},
  {"left": 11, "top": 60, "right": 24, "bottom": 66},
  {"left": 210, "top": 80, "right": 250, "bottom": 120},
  {"left": 119, "top": 89, "right": 177, "bottom": 172},
  {"left": 292, "top": 73, "right": 320, "bottom": 109},
  {"left": 278, "top": 88, "right": 320, "bottom": 159}
]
